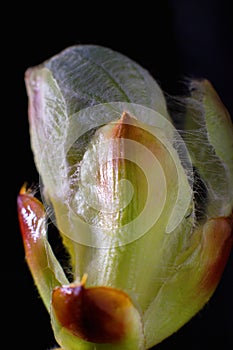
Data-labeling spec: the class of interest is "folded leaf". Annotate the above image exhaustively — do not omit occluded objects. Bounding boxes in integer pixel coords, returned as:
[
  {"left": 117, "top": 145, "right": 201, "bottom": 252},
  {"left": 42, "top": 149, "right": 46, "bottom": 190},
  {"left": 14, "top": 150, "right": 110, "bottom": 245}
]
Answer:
[
  {"left": 184, "top": 79, "right": 233, "bottom": 217},
  {"left": 25, "top": 45, "right": 171, "bottom": 204}
]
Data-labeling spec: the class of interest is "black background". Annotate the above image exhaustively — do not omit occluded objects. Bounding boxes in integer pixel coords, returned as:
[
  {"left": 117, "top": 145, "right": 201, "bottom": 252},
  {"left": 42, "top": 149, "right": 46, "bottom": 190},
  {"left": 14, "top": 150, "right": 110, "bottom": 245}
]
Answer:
[{"left": 5, "top": 0, "right": 233, "bottom": 349}]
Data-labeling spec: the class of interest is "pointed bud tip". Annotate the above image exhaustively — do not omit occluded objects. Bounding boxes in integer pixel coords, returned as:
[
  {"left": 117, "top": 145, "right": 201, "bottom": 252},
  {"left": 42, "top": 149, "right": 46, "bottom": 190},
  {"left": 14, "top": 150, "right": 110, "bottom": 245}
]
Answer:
[
  {"left": 120, "top": 111, "right": 137, "bottom": 123},
  {"left": 110, "top": 111, "right": 142, "bottom": 140}
]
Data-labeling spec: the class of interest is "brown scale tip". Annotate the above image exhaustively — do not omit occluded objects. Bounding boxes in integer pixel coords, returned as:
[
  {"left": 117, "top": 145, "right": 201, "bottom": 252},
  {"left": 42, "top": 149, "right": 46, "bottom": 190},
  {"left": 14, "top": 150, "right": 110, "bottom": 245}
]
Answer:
[
  {"left": 52, "top": 277, "right": 134, "bottom": 344},
  {"left": 17, "top": 184, "right": 45, "bottom": 243},
  {"left": 111, "top": 111, "right": 138, "bottom": 139}
]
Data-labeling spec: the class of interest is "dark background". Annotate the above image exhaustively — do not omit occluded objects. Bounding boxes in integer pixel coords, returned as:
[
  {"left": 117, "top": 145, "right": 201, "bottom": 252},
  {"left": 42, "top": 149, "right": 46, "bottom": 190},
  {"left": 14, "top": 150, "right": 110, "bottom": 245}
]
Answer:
[{"left": 5, "top": 0, "right": 233, "bottom": 349}]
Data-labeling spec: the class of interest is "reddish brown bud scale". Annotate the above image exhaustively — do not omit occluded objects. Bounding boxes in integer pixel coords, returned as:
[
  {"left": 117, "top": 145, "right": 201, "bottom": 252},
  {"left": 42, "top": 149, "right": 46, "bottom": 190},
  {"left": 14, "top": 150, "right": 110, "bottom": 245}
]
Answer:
[
  {"left": 17, "top": 185, "right": 45, "bottom": 251},
  {"left": 52, "top": 280, "right": 135, "bottom": 344},
  {"left": 199, "top": 214, "right": 233, "bottom": 294}
]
